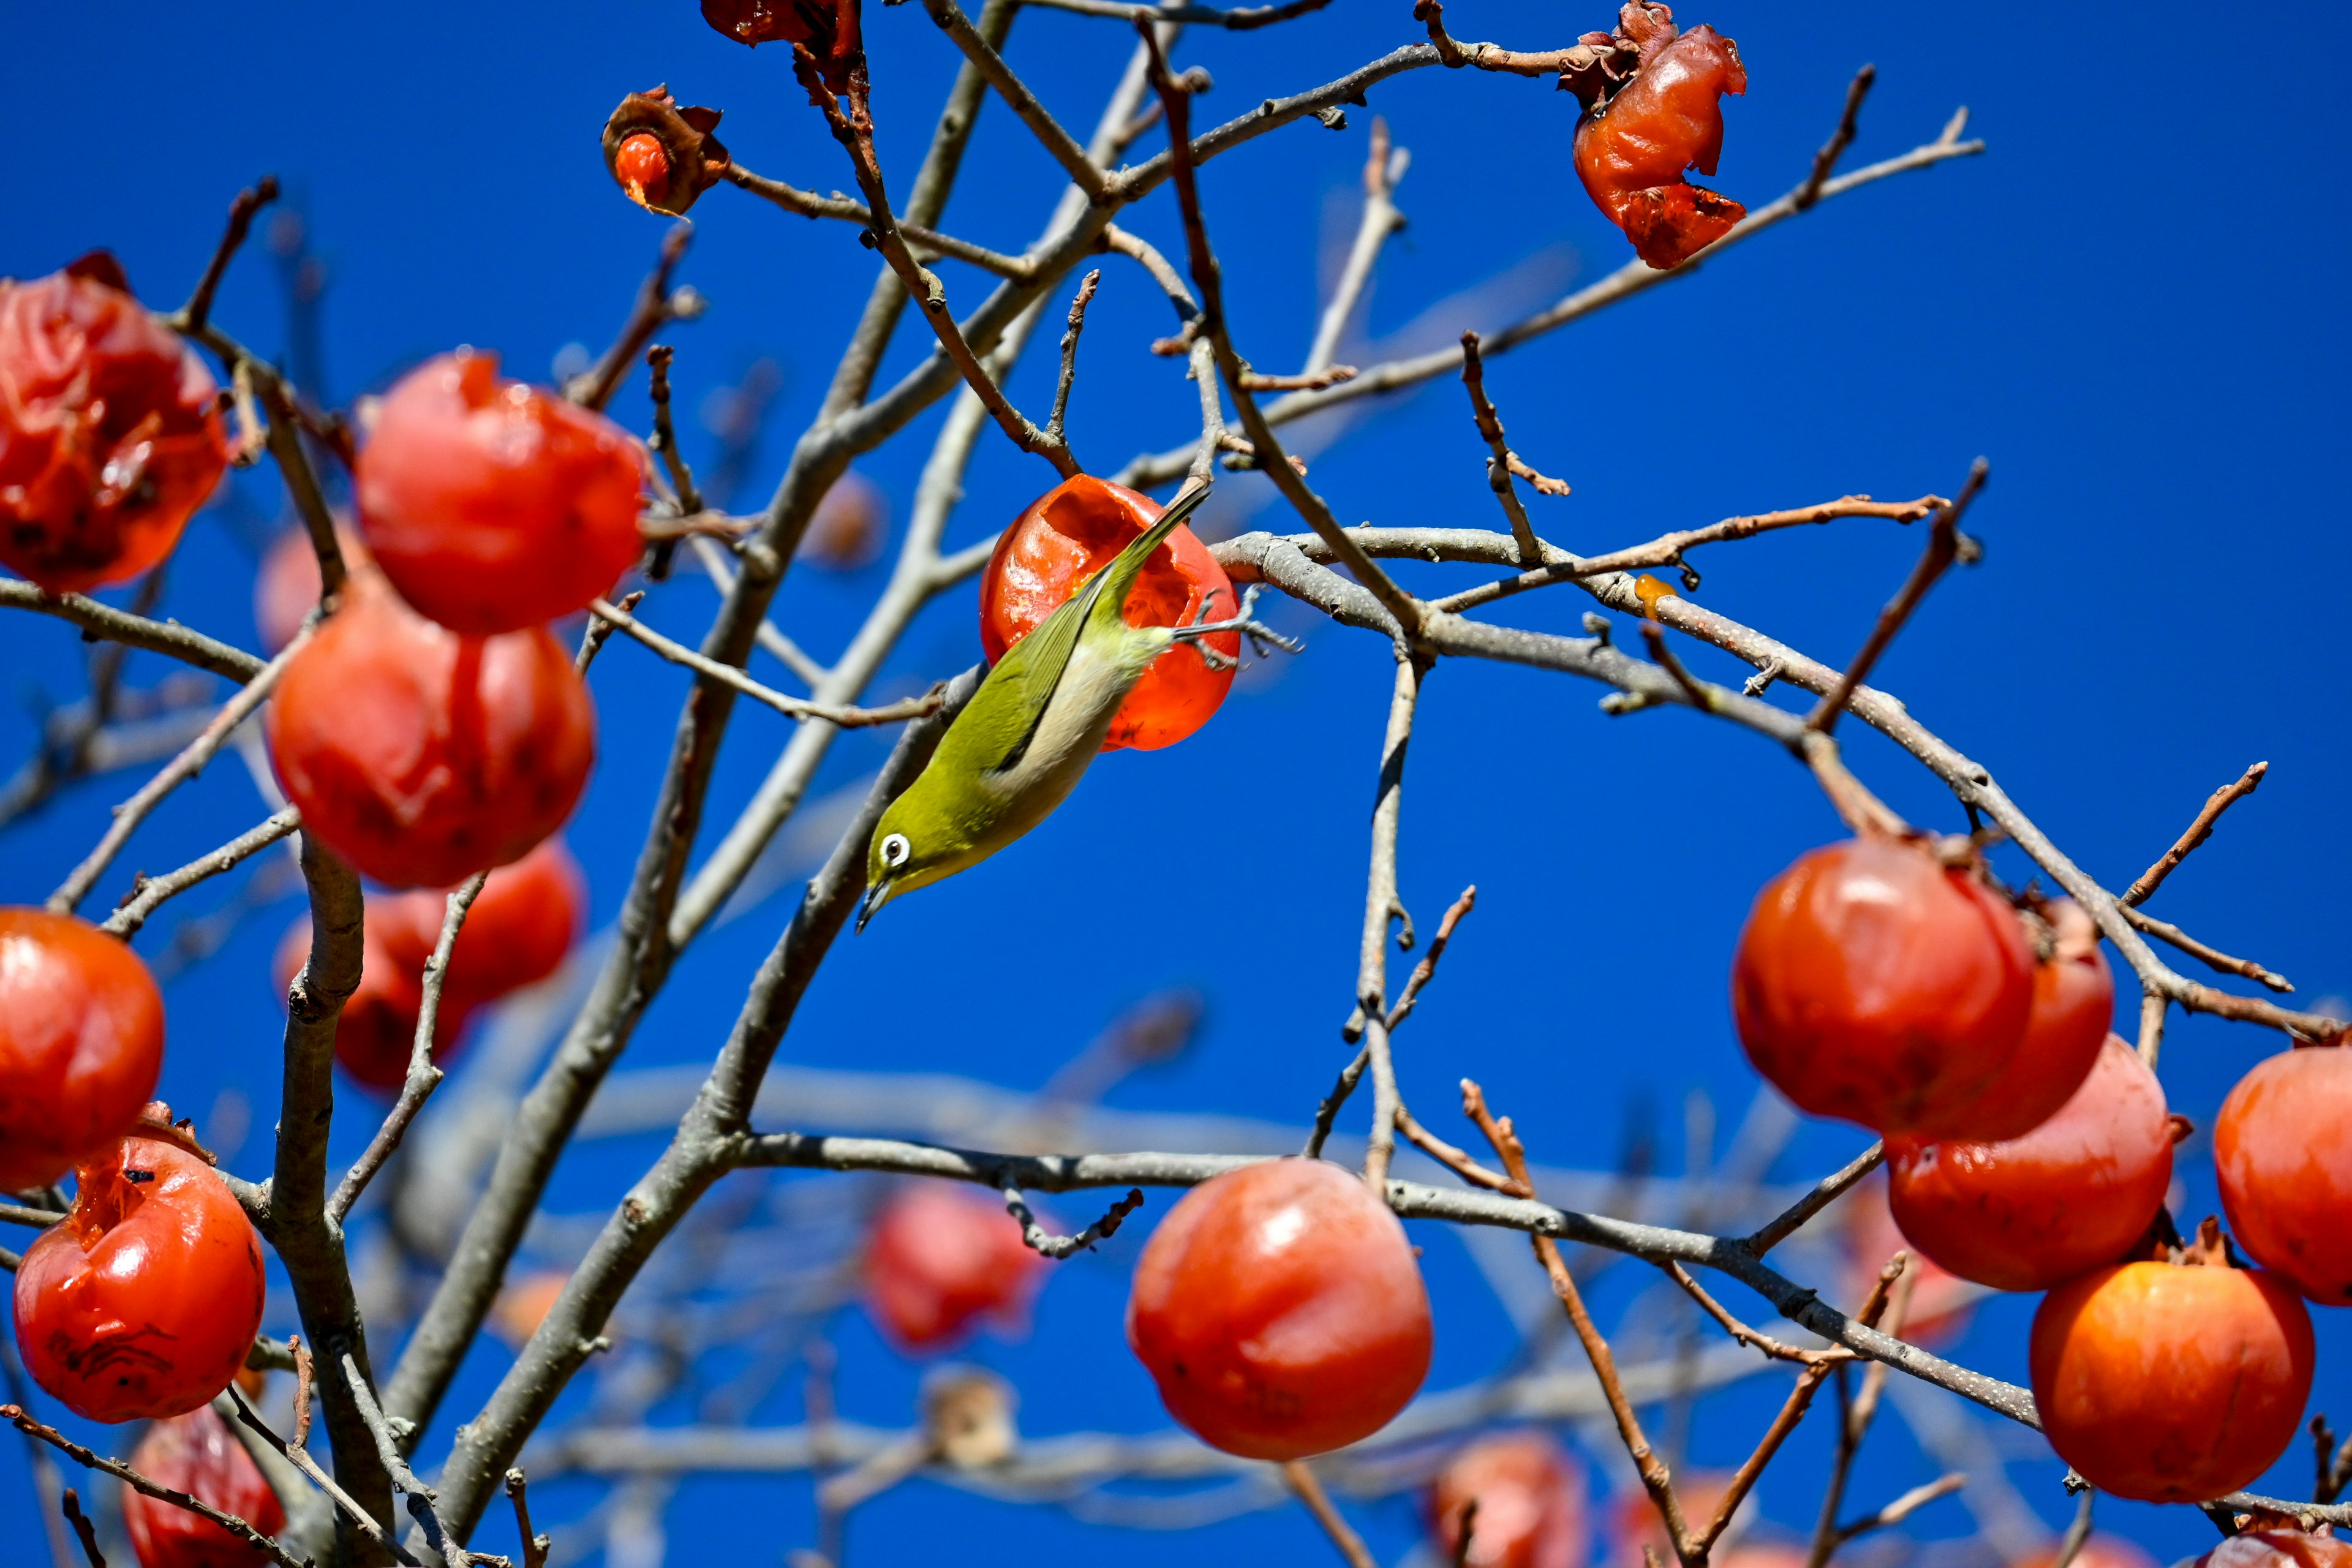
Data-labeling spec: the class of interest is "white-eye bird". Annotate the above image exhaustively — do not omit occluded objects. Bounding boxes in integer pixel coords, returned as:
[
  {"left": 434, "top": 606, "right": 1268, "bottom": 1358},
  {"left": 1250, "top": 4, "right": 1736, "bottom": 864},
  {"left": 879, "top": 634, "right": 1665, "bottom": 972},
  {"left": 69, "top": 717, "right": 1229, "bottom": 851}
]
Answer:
[{"left": 858, "top": 482, "right": 1292, "bottom": 930}]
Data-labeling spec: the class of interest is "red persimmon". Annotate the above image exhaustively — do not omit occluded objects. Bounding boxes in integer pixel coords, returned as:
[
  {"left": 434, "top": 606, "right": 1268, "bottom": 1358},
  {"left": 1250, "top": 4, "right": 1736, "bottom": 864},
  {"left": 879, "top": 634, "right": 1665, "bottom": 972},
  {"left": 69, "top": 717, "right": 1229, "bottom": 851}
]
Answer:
[
  {"left": 2215, "top": 1046, "right": 2352, "bottom": 1305},
  {"left": 266, "top": 588, "right": 596, "bottom": 888},
  {"left": 1888, "top": 1035, "right": 2173, "bottom": 1292},
  {"left": 0, "top": 254, "right": 229, "bottom": 594},
  {"left": 1430, "top": 1431, "right": 1589, "bottom": 1568},
  {"left": 13, "top": 1134, "right": 267, "bottom": 1422},
  {"left": 1127, "top": 1158, "right": 1432, "bottom": 1460},
  {"left": 864, "top": 1182, "right": 1043, "bottom": 1351},
  {"left": 614, "top": 134, "right": 672, "bottom": 210},
  {"left": 1733, "top": 837, "right": 2036, "bottom": 1139},
  {"left": 1841, "top": 1175, "right": 1973, "bottom": 1346},
  {"left": 252, "top": 522, "right": 376, "bottom": 653},
  {"left": 702, "top": 0, "right": 862, "bottom": 89},
  {"left": 379, "top": 837, "right": 586, "bottom": 1006},
  {"left": 1573, "top": 23, "right": 1747, "bottom": 270},
  {"left": 0, "top": 908, "right": 164, "bottom": 1191},
  {"left": 979, "top": 475, "right": 1238, "bottom": 752},
  {"left": 355, "top": 350, "right": 646, "bottom": 636},
  {"left": 122, "top": 1404, "right": 287, "bottom": 1568},
  {"left": 2191, "top": 1529, "right": 2352, "bottom": 1568},
  {"left": 2029, "top": 1243, "right": 2314, "bottom": 1502},
  {"left": 1951, "top": 897, "right": 2114, "bottom": 1141},
  {"left": 273, "top": 910, "right": 470, "bottom": 1095}
]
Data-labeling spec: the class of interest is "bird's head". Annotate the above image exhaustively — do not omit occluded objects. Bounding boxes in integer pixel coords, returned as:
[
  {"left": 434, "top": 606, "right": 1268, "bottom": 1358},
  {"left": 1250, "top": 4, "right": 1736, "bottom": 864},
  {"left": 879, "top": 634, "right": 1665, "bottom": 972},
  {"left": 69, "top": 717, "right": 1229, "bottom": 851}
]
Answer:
[{"left": 857, "top": 788, "right": 968, "bottom": 933}]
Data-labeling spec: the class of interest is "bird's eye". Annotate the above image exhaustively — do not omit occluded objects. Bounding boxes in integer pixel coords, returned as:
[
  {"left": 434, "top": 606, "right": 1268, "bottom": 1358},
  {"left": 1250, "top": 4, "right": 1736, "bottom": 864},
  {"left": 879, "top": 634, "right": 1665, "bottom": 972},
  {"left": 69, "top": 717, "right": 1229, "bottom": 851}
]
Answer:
[{"left": 881, "top": 832, "right": 911, "bottom": 868}]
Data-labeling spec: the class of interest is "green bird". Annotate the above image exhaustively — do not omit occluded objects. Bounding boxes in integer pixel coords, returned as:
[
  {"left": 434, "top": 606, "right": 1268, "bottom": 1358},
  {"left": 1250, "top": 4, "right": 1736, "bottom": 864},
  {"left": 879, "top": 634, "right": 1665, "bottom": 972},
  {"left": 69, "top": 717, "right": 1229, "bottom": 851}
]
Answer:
[{"left": 858, "top": 482, "right": 1293, "bottom": 930}]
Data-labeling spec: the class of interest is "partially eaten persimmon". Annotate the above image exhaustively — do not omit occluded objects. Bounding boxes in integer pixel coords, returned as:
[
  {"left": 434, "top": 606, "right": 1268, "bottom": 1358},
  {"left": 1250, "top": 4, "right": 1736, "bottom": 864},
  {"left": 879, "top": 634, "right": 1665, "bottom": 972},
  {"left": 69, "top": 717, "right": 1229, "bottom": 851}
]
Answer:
[{"left": 1572, "top": 7, "right": 1748, "bottom": 270}]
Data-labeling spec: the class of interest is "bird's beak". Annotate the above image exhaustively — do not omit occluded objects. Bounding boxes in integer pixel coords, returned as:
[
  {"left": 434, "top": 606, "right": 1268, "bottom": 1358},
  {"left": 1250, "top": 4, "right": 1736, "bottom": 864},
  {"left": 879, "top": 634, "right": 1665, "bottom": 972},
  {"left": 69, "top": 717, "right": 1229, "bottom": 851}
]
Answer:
[{"left": 855, "top": 878, "right": 889, "bottom": 934}]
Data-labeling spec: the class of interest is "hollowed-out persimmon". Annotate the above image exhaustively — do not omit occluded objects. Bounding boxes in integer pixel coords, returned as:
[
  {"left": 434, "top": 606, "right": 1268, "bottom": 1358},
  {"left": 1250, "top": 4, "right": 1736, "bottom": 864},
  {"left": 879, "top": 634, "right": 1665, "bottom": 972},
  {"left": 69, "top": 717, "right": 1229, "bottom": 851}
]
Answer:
[
  {"left": 379, "top": 836, "right": 586, "bottom": 1006},
  {"left": 2192, "top": 1529, "right": 2352, "bottom": 1568},
  {"left": 1573, "top": 21, "right": 1747, "bottom": 270},
  {"left": 864, "top": 1182, "right": 1042, "bottom": 1352},
  {"left": 979, "top": 475, "right": 1238, "bottom": 752},
  {"left": 13, "top": 1134, "right": 267, "bottom": 1422},
  {"left": 1888, "top": 1035, "right": 2173, "bottom": 1292},
  {"left": 2215, "top": 1046, "right": 2352, "bottom": 1305},
  {"left": 1430, "top": 1431, "right": 1589, "bottom": 1568},
  {"left": 1733, "top": 837, "right": 2035, "bottom": 1139},
  {"left": 0, "top": 908, "right": 164, "bottom": 1191},
  {"left": 266, "top": 588, "right": 595, "bottom": 889},
  {"left": 355, "top": 350, "right": 646, "bottom": 636},
  {"left": 1126, "top": 1158, "right": 1431, "bottom": 1460},
  {"left": 273, "top": 907, "right": 471, "bottom": 1095},
  {"left": 122, "top": 1404, "right": 287, "bottom": 1567},
  {"left": 1955, "top": 897, "right": 2114, "bottom": 1142},
  {"left": 0, "top": 254, "right": 228, "bottom": 594},
  {"left": 2029, "top": 1245, "right": 2314, "bottom": 1502}
]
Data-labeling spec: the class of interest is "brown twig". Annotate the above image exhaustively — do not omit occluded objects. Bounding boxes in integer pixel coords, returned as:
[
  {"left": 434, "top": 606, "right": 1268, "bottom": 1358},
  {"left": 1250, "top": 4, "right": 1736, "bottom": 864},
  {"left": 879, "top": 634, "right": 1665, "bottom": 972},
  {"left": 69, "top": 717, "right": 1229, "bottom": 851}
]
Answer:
[
  {"left": 1412, "top": 0, "right": 1596, "bottom": 75},
  {"left": 645, "top": 345, "right": 706, "bottom": 518},
  {"left": 568, "top": 223, "right": 703, "bottom": 412},
  {"left": 722, "top": 164, "right": 1036, "bottom": 279},
  {"left": 1804, "top": 1259, "right": 1915, "bottom": 1568},
  {"left": 1808, "top": 459, "right": 1987, "bottom": 735},
  {"left": 1795, "top": 67, "right": 1876, "bottom": 210},
  {"left": 224, "top": 1360, "right": 409, "bottom": 1566},
  {"left": 1302, "top": 1046, "right": 1371, "bottom": 1159},
  {"left": 61, "top": 1489, "right": 105, "bottom": 1568},
  {"left": 2052, "top": 1488, "right": 2096, "bottom": 1568},
  {"left": 340, "top": 1352, "right": 511, "bottom": 1567},
  {"left": 2, "top": 1404, "right": 312, "bottom": 1568},
  {"left": 0, "top": 583, "right": 263, "bottom": 683},
  {"left": 1003, "top": 1186, "right": 1145, "bottom": 1258},
  {"left": 587, "top": 598, "right": 944, "bottom": 728},
  {"left": 176, "top": 176, "right": 281, "bottom": 334},
  {"left": 2120, "top": 905, "right": 2291, "bottom": 992},
  {"left": 99, "top": 806, "right": 304, "bottom": 939},
  {"left": 1046, "top": 270, "right": 1101, "bottom": 449},
  {"left": 505, "top": 1470, "right": 552, "bottom": 1568},
  {"left": 1828, "top": 1473, "right": 1967, "bottom": 1547},
  {"left": 2124, "top": 762, "right": 2267, "bottom": 907},
  {"left": 1384, "top": 884, "right": 1476, "bottom": 1033},
  {"left": 1460, "top": 333, "right": 1547, "bottom": 565},
  {"left": 1395, "top": 1106, "right": 1526, "bottom": 1196},
  {"left": 1662, "top": 1261, "right": 1849, "bottom": 1366},
  {"left": 1746, "top": 1143, "right": 1885, "bottom": 1256},
  {"left": 1305, "top": 115, "right": 1406, "bottom": 375},
  {"left": 1239, "top": 366, "right": 1357, "bottom": 391},
  {"left": 1281, "top": 1459, "right": 1379, "bottom": 1568}
]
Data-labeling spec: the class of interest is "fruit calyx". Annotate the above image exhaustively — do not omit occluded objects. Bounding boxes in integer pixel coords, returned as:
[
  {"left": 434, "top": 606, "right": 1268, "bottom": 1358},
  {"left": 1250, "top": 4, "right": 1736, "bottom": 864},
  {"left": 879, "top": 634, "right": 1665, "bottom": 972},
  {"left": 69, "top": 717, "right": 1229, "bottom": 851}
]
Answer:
[
  {"left": 132, "top": 1100, "right": 219, "bottom": 1166},
  {"left": 2169, "top": 1215, "right": 2244, "bottom": 1269},
  {"left": 1558, "top": 4, "right": 1686, "bottom": 110},
  {"left": 602, "top": 87, "right": 731, "bottom": 216}
]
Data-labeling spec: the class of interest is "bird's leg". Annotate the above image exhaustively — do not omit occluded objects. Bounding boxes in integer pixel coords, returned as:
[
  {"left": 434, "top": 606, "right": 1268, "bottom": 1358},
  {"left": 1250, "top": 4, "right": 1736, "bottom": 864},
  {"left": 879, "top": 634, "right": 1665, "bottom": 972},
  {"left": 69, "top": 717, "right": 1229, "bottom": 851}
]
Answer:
[{"left": 1169, "top": 584, "right": 1303, "bottom": 671}]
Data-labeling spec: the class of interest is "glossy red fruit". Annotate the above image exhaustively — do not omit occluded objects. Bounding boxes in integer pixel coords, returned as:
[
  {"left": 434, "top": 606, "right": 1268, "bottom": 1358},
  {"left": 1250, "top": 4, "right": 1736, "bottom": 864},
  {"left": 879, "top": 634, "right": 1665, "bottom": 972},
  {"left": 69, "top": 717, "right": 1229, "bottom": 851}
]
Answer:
[
  {"left": 379, "top": 837, "right": 586, "bottom": 1006},
  {"left": 1888, "top": 1035, "right": 2173, "bottom": 1292},
  {"left": 13, "top": 1134, "right": 267, "bottom": 1422},
  {"left": 614, "top": 134, "right": 672, "bottom": 209},
  {"left": 1127, "top": 1158, "right": 1432, "bottom": 1460},
  {"left": 273, "top": 910, "right": 470, "bottom": 1095},
  {"left": 122, "top": 1404, "right": 287, "bottom": 1568},
  {"left": 1733, "top": 837, "right": 2036, "bottom": 1139},
  {"left": 1957, "top": 897, "right": 2114, "bottom": 1141},
  {"left": 702, "top": 0, "right": 862, "bottom": 89},
  {"left": 266, "top": 589, "right": 596, "bottom": 888},
  {"left": 1430, "top": 1431, "right": 1589, "bottom": 1568},
  {"left": 0, "top": 908, "right": 164, "bottom": 1191},
  {"left": 980, "top": 475, "right": 1238, "bottom": 752},
  {"left": 1841, "top": 1175, "right": 1974, "bottom": 1346},
  {"left": 2216, "top": 1046, "right": 2352, "bottom": 1305},
  {"left": 0, "top": 254, "right": 228, "bottom": 593},
  {"left": 2190, "top": 1528, "right": 2352, "bottom": 1568},
  {"left": 864, "top": 1183, "right": 1043, "bottom": 1351},
  {"left": 252, "top": 522, "right": 375, "bottom": 652},
  {"left": 355, "top": 350, "right": 646, "bottom": 635},
  {"left": 1574, "top": 23, "right": 1747, "bottom": 269},
  {"left": 2030, "top": 1249, "right": 2314, "bottom": 1502}
]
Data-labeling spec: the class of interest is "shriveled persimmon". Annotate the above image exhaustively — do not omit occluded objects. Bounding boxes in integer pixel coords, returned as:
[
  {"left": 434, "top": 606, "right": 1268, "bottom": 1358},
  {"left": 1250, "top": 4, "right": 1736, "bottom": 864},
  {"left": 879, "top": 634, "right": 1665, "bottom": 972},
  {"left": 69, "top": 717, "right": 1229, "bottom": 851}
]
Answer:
[
  {"left": 702, "top": 0, "right": 862, "bottom": 89},
  {"left": 13, "top": 1133, "right": 267, "bottom": 1422},
  {"left": 273, "top": 908, "right": 470, "bottom": 1094},
  {"left": 1572, "top": 15, "right": 1747, "bottom": 270},
  {"left": 864, "top": 1182, "right": 1043, "bottom": 1351},
  {"left": 1430, "top": 1431, "right": 1588, "bottom": 1568},
  {"left": 0, "top": 253, "right": 228, "bottom": 593},
  {"left": 266, "top": 587, "right": 596, "bottom": 888},
  {"left": 2215, "top": 1045, "right": 2352, "bottom": 1305},
  {"left": 1950, "top": 897, "right": 2114, "bottom": 1140},
  {"left": 2191, "top": 1526, "right": 2352, "bottom": 1568},
  {"left": 979, "top": 475, "right": 1239, "bottom": 752},
  {"left": 355, "top": 350, "right": 646, "bottom": 636},
  {"left": 0, "top": 907, "right": 164, "bottom": 1191},
  {"left": 2029, "top": 1229, "right": 2314, "bottom": 1502},
  {"left": 378, "top": 836, "right": 586, "bottom": 1006},
  {"left": 122, "top": 1404, "right": 287, "bottom": 1568},
  {"left": 1733, "top": 836, "right": 2036, "bottom": 1139},
  {"left": 1126, "top": 1158, "right": 1431, "bottom": 1460},
  {"left": 1888, "top": 1035, "right": 2173, "bottom": 1292}
]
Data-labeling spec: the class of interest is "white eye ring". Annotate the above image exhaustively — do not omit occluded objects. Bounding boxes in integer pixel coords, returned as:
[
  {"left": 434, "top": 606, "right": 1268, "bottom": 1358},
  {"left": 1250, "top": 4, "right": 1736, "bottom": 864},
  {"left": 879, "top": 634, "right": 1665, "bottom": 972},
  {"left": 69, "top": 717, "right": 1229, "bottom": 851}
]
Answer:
[{"left": 881, "top": 832, "right": 911, "bottom": 868}]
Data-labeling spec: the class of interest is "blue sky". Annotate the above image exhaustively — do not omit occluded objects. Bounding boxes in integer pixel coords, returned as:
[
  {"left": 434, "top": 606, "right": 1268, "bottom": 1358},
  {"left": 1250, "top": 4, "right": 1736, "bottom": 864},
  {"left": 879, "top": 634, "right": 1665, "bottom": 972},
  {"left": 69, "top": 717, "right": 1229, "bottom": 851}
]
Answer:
[{"left": 6, "top": 3, "right": 2348, "bottom": 1565}]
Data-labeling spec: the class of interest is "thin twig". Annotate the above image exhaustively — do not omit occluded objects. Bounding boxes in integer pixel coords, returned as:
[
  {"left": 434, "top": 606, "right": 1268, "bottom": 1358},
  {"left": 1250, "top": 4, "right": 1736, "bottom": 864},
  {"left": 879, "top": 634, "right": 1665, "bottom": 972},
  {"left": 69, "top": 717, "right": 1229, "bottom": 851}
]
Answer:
[
  {"left": 1306, "top": 116, "right": 1407, "bottom": 375},
  {"left": 2052, "top": 1487, "right": 2096, "bottom": 1568},
  {"left": 505, "top": 1470, "right": 552, "bottom": 1568},
  {"left": 1807, "top": 460, "right": 1987, "bottom": 734},
  {"left": 1302, "top": 1047, "right": 1370, "bottom": 1159},
  {"left": 1, "top": 1404, "right": 312, "bottom": 1568},
  {"left": 568, "top": 223, "right": 703, "bottom": 412},
  {"left": 2124, "top": 762, "right": 2267, "bottom": 907},
  {"left": 1020, "top": 0, "right": 1335, "bottom": 25},
  {"left": 1830, "top": 1473, "right": 1966, "bottom": 1547},
  {"left": 1459, "top": 333, "right": 1546, "bottom": 565},
  {"left": 176, "top": 176, "right": 281, "bottom": 334},
  {"left": 61, "top": 1489, "right": 105, "bottom": 1568},
  {"left": 1004, "top": 1186, "right": 1145, "bottom": 1259},
  {"left": 1395, "top": 1106, "right": 1526, "bottom": 1196},
  {"left": 1795, "top": 67, "right": 1876, "bottom": 210},
  {"left": 1281, "top": 1460, "right": 1379, "bottom": 1568},
  {"left": 1355, "top": 652, "right": 1429, "bottom": 1191},
  {"left": 340, "top": 1354, "right": 509, "bottom": 1568},
  {"left": 1746, "top": 1144, "right": 1885, "bottom": 1256},
  {"left": 1412, "top": 0, "right": 1600, "bottom": 76},
  {"left": 99, "top": 806, "right": 303, "bottom": 940},
  {"left": 1384, "top": 885, "right": 1476, "bottom": 1033},
  {"left": 722, "top": 164, "right": 1037, "bottom": 279},
  {"left": 1662, "top": 1261, "right": 1848, "bottom": 1366},
  {"left": 646, "top": 345, "right": 706, "bottom": 516},
  {"left": 588, "top": 598, "right": 943, "bottom": 728},
  {"left": 0, "top": 581, "right": 265, "bottom": 682},
  {"left": 922, "top": 0, "right": 1115, "bottom": 201},
  {"left": 1046, "top": 270, "right": 1101, "bottom": 447},
  {"left": 224, "top": 1372, "right": 409, "bottom": 1566},
  {"left": 2120, "top": 905, "right": 2291, "bottom": 992}
]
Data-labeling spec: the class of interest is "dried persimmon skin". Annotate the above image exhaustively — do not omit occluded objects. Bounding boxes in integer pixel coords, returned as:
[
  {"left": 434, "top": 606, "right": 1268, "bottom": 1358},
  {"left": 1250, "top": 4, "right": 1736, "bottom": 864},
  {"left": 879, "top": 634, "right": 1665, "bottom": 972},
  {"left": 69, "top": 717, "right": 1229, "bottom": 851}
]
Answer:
[{"left": 1574, "top": 21, "right": 1749, "bottom": 269}]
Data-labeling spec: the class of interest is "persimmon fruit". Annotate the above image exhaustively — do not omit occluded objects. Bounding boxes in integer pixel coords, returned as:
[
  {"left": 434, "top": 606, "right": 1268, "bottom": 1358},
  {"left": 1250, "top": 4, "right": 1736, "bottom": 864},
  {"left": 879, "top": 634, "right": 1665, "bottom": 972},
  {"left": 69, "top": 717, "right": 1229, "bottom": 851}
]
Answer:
[
  {"left": 2029, "top": 1244, "right": 2314, "bottom": 1502},
  {"left": 13, "top": 1134, "right": 267, "bottom": 1422},
  {"left": 614, "top": 134, "right": 672, "bottom": 210},
  {"left": 0, "top": 907, "right": 165, "bottom": 1191},
  {"left": 1573, "top": 22, "right": 1747, "bottom": 269},
  {"left": 2018, "top": 1537, "right": 2161, "bottom": 1568},
  {"left": 379, "top": 836, "right": 586, "bottom": 1006},
  {"left": 122, "top": 1404, "right": 287, "bottom": 1568},
  {"left": 2215, "top": 1045, "right": 2352, "bottom": 1305},
  {"left": 1958, "top": 897, "right": 2114, "bottom": 1141},
  {"left": 1126, "top": 1158, "right": 1431, "bottom": 1460},
  {"left": 273, "top": 908, "right": 471, "bottom": 1094},
  {"left": 1430, "top": 1431, "right": 1589, "bottom": 1568},
  {"left": 0, "top": 253, "right": 228, "bottom": 593},
  {"left": 355, "top": 350, "right": 646, "bottom": 636},
  {"left": 252, "top": 521, "right": 375, "bottom": 653},
  {"left": 2191, "top": 1528, "right": 2352, "bottom": 1568},
  {"left": 266, "top": 587, "right": 596, "bottom": 888},
  {"left": 1733, "top": 837, "right": 2036, "bottom": 1139},
  {"left": 979, "top": 475, "right": 1238, "bottom": 752},
  {"left": 1888, "top": 1035, "right": 2173, "bottom": 1292},
  {"left": 864, "top": 1182, "right": 1042, "bottom": 1351}
]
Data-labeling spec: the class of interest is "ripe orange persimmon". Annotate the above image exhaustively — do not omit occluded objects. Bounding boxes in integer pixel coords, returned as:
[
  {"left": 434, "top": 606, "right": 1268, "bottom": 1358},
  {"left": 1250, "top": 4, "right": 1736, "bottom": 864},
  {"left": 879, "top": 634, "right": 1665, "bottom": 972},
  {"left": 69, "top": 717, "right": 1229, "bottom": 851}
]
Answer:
[
  {"left": 1733, "top": 837, "right": 2036, "bottom": 1139},
  {"left": 979, "top": 475, "right": 1238, "bottom": 752},
  {"left": 0, "top": 253, "right": 228, "bottom": 594},
  {"left": 2216, "top": 1046, "right": 2352, "bottom": 1305},
  {"left": 1956, "top": 897, "right": 2114, "bottom": 1141},
  {"left": 1430, "top": 1431, "right": 1589, "bottom": 1568},
  {"left": 2029, "top": 1240, "right": 2314, "bottom": 1502},
  {"left": 1127, "top": 1158, "right": 1431, "bottom": 1460},
  {"left": 123, "top": 1404, "right": 287, "bottom": 1568},
  {"left": 355, "top": 350, "right": 646, "bottom": 636},
  {"left": 267, "top": 588, "right": 595, "bottom": 888},
  {"left": 379, "top": 836, "right": 586, "bottom": 1006},
  {"left": 1888, "top": 1035, "right": 2173, "bottom": 1292},
  {"left": 864, "top": 1182, "right": 1042, "bottom": 1351},
  {"left": 1572, "top": 21, "right": 1747, "bottom": 269},
  {"left": 2191, "top": 1528, "right": 2352, "bottom": 1568},
  {"left": 0, "top": 908, "right": 164, "bottom": 1191},
  {"left": 13, "top": 1134, "right": 267, "bottom": 1422},
  {"left": 273, "top": 908, "right": 471, "bottom": 1094}
]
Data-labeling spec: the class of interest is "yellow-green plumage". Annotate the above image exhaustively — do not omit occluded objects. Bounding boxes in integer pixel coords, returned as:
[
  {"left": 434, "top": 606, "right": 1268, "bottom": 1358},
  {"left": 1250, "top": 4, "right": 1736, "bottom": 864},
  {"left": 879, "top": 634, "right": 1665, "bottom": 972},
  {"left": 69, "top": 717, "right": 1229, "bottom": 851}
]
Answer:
[{"left": 858, "top": 485, "right": 1210, "bottom": 929}]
